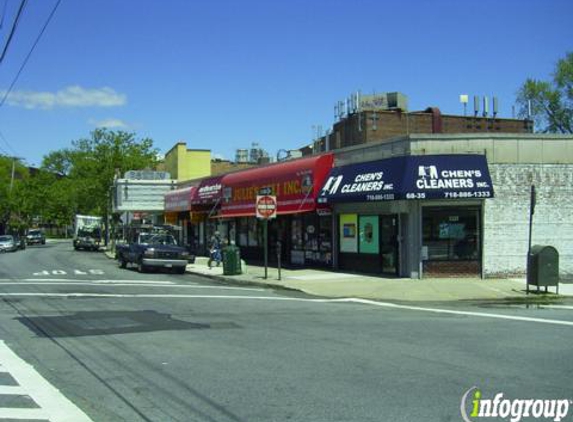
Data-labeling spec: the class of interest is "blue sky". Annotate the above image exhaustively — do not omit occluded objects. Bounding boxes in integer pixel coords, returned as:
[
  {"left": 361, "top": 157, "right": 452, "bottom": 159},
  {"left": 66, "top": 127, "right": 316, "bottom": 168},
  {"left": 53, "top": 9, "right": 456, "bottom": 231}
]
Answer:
[{"left": 0, "top": 0, "right": 571, "bottom": 166}]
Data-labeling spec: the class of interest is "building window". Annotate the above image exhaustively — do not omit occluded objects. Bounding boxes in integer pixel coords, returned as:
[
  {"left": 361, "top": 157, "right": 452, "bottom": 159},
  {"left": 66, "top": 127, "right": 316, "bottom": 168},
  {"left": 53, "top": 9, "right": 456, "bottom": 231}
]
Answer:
[{"left": 423, "top": 207, "right": 480, "bottom": 261}]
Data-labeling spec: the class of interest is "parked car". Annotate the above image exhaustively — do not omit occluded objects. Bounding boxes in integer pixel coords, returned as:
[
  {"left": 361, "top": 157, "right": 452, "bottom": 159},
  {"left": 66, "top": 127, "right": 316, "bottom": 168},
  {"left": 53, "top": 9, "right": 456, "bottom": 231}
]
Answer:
[
  {"left": 12, "top": 234, "right": 26, "bottom": 250},
  {"left": 0, "top": 235, "right": 18, "bottom": 253},
  {"left": 116, "top": 233, "right": 191, "bottom": 274},
  {"left": 26, "top": 229, "right": 46, "bottom": 245}
]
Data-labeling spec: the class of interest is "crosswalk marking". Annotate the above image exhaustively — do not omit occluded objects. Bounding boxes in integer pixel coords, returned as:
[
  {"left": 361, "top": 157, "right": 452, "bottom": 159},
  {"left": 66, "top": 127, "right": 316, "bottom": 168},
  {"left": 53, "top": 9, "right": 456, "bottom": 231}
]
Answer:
[{"left": 0, "top": 340, "right": 94, "bottom": 422}]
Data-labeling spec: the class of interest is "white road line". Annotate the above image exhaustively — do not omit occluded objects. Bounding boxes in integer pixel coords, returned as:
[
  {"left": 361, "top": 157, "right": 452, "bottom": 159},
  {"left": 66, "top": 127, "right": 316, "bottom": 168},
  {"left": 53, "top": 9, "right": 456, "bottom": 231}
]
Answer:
[
  {"left": 0, "top": 340, "right": 94, "bottom": 422},
  {"left": 543, "top": 304, "right": 573, "bottom": 310},
  {"left": 0, "top": 281, "right": 265, "bottom": 292},
  {"left": 0, "top": 385, "right": 25, "bottom": 394},
  {"left": 0, "top": 408, "right": 48, "bottom": 419},
  {"left": 0, "top": 292, "right": 572, "bottom": 327}
]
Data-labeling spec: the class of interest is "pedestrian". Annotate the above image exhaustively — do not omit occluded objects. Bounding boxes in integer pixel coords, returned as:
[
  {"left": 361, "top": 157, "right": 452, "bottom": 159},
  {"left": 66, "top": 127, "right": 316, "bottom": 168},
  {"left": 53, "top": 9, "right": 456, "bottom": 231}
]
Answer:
[{"left": 208, "top": 231, "right": 222, "bottom": 269}]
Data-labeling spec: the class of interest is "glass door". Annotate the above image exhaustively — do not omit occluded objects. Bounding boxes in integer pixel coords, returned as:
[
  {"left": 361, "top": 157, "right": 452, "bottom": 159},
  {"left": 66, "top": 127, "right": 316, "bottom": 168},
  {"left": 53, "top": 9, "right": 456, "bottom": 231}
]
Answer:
[{"left": 380, "top": 215, "right": 399, "bottom": 275}]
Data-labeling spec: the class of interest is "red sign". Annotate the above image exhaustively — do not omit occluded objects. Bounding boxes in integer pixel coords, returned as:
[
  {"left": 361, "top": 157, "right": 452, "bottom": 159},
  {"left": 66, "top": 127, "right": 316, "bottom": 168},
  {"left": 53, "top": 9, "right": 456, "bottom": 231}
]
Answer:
[
  {"left": 221, "top": 154, "right": 333, "bottom": 218},
  {"left": 164, "top": 187, "right": 195, "bottom": 212},
  {"left": 256, "top": 195, "right": 277, "bottom": 219}
]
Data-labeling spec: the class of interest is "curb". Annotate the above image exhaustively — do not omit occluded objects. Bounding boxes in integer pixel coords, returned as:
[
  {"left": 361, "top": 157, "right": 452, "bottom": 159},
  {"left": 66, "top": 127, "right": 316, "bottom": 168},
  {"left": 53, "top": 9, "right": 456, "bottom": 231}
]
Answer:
[{"left": 184, "top": 269, "right": 305, "bottom": 294}]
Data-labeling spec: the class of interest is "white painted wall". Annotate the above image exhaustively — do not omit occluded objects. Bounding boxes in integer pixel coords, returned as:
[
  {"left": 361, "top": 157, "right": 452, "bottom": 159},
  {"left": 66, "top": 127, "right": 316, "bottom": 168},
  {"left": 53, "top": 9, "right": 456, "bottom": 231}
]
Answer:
[{"left": 484, "top": 164, "right": 573, "bottom": 280}]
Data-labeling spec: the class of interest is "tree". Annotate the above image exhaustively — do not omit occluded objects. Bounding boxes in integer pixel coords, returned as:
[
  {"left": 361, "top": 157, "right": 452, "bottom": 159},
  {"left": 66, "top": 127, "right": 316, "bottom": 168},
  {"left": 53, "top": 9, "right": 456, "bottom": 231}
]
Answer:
[
  {"left": 41, "top": 129, "right": 159, "bottom": 236},
  {"left": 0, "top": 155, "right": 29, "bottom": 234},
  {"left": 516, "top": 52, "right": 573, "bottom": 133}
]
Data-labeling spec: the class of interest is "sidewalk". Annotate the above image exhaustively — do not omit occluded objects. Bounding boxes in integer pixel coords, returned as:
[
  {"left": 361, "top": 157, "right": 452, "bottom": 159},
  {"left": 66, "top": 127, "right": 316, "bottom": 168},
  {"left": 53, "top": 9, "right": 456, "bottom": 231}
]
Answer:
[
  {"left": 103, "top": 249, "right": 570, "bottom": 302},
  {"left": 185, "top": 257, "right": 572, "bottom": 302}
]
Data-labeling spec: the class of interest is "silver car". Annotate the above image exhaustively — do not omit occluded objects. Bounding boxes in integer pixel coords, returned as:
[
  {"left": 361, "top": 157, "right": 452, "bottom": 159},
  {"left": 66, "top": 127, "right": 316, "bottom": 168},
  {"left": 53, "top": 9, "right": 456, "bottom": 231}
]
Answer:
[{"left": 0, "top": 235, "right": 18, "bottom": 253}]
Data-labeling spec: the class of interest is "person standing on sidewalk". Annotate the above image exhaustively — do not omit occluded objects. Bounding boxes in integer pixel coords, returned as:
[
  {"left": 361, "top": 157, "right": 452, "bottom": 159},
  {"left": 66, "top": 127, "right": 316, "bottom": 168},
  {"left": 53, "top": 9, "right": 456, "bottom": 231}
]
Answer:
[{"left": 208, "top": 231, "right": 222, "bottom": 269}]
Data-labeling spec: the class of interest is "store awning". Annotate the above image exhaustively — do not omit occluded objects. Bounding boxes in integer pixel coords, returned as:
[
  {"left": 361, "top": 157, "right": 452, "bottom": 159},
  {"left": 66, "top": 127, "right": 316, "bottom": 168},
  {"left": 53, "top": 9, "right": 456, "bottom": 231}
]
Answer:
[
  {"left": 318, "top": 154, "right": 494, "bottom": 203},
  {"left": 164, "top": 186, "right": 195, "bottom": 212},
  {"left": 221, "top": 154, "right": 334, "bottom": 218},
  {"left": 191, "top": 176, "right": 223, "bottom": 206}
]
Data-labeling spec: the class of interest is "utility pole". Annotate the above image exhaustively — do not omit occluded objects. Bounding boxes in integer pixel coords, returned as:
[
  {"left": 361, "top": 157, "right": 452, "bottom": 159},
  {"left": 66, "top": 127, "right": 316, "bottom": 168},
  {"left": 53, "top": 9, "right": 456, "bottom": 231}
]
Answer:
[{"left": 10, "top": 158, "right": 15, "bottom": 191}]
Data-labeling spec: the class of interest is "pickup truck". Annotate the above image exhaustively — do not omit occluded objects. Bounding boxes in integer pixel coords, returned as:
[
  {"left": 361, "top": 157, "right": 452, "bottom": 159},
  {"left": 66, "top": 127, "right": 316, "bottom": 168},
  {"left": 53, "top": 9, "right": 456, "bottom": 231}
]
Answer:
[{"left": 116, "top": 233, "right": 191, "bottom": 274}]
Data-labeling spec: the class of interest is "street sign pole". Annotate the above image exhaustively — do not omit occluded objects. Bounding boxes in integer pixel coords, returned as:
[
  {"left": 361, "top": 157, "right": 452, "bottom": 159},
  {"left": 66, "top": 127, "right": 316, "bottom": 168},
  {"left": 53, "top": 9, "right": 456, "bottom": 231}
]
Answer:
[
  {"left": 256, "top": 192, "right": 276, "bottom": 280},
  {"left": 264, "top": 218, "right": 268, "bottom": 279},
  {"left": 526, "top": 184, "right": 536, "bottom": 294}
]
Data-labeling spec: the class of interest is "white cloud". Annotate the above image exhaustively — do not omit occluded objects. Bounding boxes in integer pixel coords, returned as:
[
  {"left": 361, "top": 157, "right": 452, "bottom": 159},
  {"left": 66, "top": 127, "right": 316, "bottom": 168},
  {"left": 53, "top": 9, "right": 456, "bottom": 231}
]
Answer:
[
  {"left": 88, "top": 118, "right": 130, "bottom": 129},
  {"left": 2, "top": 85, "right": 127, "bottom": 109}
]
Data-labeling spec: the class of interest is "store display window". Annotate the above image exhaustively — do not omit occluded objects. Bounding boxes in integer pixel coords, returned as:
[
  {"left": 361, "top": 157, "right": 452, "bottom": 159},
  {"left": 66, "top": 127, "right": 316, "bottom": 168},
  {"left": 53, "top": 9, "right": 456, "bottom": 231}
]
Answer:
[{"left": 423, "top": 207, "right": 481, "bottom": 261}]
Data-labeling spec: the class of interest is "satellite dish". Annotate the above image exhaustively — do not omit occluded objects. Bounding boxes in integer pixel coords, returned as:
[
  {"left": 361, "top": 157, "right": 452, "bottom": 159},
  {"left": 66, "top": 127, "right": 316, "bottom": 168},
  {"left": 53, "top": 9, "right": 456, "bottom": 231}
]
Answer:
[{"left": 277, "top": 149, "right": 290, "bottom": 161}]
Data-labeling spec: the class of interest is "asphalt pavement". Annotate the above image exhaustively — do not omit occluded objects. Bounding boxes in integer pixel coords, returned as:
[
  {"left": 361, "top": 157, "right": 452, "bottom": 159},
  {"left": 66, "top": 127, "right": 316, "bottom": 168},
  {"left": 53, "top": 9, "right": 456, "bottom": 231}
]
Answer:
[{"left": 0, "top": 240, "right": 571, "bottom": 422}]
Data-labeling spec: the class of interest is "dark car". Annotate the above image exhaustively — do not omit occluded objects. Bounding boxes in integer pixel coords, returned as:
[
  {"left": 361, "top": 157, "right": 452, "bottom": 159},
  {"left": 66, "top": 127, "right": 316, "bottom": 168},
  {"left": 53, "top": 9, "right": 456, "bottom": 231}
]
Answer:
[
  {"left": 116, "top": 233, "right": 191, "bottom": 274},
  {"left": 12, "top": 234, "right": 26, "bottom": 250},
  {"left": 26, "top": 229, "right": 46, "bottom": 245}
]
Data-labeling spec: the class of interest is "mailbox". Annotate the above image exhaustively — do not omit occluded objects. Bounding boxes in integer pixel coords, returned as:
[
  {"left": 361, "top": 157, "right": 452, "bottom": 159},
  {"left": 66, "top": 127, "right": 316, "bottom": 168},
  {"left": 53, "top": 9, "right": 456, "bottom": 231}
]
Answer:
[{"left": 527, "top": 245, "right": 559, "bottom": 294}]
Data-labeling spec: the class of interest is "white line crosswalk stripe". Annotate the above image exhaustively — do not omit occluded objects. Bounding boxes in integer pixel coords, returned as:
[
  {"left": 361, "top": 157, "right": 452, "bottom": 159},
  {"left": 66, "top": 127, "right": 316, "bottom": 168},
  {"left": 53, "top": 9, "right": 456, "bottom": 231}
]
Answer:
[{"left": 0, "top": 340, "right": 94, "bottom": 422}]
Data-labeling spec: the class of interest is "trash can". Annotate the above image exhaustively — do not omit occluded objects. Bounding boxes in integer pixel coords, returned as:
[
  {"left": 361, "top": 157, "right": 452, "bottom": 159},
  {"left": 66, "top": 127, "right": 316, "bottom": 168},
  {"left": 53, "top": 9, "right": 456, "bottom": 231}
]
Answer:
[
  {"left": 527, "top": 245, "right": 559, "bottom": 294},
  {"left": 222, "top": 244, "right": 242, "bottom": 275}
]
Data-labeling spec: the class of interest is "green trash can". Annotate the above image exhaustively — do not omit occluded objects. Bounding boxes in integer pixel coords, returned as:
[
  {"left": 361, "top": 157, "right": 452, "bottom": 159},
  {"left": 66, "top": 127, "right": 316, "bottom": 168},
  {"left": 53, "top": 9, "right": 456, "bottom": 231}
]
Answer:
[{"left": 222, "top": 244, "right": 242, "bottom": 275}]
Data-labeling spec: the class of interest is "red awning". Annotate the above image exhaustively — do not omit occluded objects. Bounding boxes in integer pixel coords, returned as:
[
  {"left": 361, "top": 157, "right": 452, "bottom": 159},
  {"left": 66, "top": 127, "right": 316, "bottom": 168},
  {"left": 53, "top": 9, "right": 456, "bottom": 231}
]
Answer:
[
  {"left": 164, "top": 186, "right": 195, "bottom": 212},
  {"left": 221, "top": 154, "right": 334, "bottom": 218}
]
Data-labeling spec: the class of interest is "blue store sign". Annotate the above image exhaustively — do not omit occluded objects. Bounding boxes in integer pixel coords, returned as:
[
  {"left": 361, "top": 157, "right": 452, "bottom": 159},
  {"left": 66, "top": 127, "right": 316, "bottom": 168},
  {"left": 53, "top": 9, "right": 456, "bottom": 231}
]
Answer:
[{"left": 318, "top": 154, "right": 494, "bottom": 203}]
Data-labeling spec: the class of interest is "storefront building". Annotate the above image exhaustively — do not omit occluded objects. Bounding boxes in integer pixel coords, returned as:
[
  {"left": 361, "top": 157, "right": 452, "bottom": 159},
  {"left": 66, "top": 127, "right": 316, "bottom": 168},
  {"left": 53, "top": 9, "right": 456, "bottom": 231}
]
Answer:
[
  {"left": 321, "top": 133, "right": 573, "bottom": 280},
  {"left": 319, "top": 154, "right": 493, "bottom": 278},
  {"left": 220, "top": 154, "right": 334, "bottom": 267},
  {"left": 164, "top": 186, "right": 195, "bottom": 247}
]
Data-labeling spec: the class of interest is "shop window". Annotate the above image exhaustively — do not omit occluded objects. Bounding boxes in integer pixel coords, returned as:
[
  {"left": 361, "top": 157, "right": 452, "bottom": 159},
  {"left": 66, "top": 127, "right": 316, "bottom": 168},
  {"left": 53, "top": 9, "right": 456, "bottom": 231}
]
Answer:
[
  {"left": 291, "top": 217, "right": 303, "bottom": 250},
  {"left": 423, "top": 207, "right": 480, "bottom": 261},
  {"left": 238, "top": 218, "right": 249, "bottom": 247},
  {"left": 339, "top": 214, "right": 358, "bottom": 253},
  {"left": 359, "top": 216, "right": 379, "bottom": 254}
]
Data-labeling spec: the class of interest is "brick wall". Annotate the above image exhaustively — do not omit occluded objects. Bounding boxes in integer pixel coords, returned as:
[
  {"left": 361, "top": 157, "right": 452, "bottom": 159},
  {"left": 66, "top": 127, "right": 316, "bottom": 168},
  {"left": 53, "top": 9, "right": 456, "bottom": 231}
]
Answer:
[
  {"left": 423, "top": 261, "right": 481, "bottom": 278},
  {"left": 483, "top": 164, "right": 573, "bottom": 280},
  {"left": 308, "top": 111, "right": 532, "bottom": 154}
]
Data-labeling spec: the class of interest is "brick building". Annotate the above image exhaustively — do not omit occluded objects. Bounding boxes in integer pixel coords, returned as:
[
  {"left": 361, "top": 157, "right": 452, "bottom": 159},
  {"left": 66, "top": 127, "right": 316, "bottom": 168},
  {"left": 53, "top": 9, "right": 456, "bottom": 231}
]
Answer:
[{"left": 301, "top": 93, "right": 533, "bottom": 155}]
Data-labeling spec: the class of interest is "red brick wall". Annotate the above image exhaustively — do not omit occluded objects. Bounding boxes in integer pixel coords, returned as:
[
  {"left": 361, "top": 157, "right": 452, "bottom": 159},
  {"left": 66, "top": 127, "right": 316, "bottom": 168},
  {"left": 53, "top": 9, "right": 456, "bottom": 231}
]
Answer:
[{"left": 423, "top": 261, "right": 481, "bottom": 278}]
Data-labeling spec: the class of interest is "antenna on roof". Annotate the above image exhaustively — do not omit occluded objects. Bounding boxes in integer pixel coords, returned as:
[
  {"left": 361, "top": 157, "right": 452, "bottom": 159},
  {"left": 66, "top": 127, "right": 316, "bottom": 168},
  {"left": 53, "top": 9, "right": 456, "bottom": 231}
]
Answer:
[
  {"left": 459, "top": 94, "right": 468, "bottom": 116},
  {"left": 483, "top": 96, "right": 489, "bottom": 117},
  {"left": 473, "top": 96, "right": 480, "bottom": 117},
  {"left": 492, "top": 96, "right": 499, "bottom": 118}
]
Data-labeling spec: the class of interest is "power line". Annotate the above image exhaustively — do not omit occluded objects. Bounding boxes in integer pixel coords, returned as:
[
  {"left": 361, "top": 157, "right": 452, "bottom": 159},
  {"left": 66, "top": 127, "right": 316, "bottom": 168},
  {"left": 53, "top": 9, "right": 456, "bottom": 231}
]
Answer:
[
  {"left": 0, "top": 129, "right": 17, "bottom": 156},
  {"left": 0, "top": 0, "right": 9, "bottom": 29},
  {"left": 0, "top": 0, "right": 62, "bottom": 110},
  {"left": 0, "top": 0, "right": 28, "bottom": 64}
]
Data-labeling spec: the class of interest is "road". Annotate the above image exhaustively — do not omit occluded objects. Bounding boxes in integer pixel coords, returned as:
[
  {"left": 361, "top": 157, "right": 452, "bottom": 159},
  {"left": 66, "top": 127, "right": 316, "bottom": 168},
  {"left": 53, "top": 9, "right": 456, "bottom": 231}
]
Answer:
[{"left": 0, "top": 240, "right": 572, "bottom": 422}]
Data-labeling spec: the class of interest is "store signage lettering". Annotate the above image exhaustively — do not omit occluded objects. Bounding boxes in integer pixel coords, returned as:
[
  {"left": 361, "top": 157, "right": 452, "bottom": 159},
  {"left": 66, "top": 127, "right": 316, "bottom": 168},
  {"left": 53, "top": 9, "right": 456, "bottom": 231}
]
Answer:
[
  {"left": 321, "top": 155, "right": 494, "bottom": 202},
  {"left": 415, "top": 166, "right": 489, "bottom": 190},
  {"left": 197, "top": 183, "right": 221, "bottom": 197},
  {"left": 322, "top": 172, "right": 393, "bottom": 196},
  {"left": 232, "top": 176, "right": 311, "bottom": 202}
]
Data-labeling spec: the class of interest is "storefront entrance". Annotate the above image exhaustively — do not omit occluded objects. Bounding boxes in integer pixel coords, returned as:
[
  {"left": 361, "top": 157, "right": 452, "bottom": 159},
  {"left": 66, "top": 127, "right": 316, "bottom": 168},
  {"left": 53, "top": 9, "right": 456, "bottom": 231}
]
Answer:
[
  {"left": 380, "top": 215, "right": 399, "bottom": 275},
  {"left": 338, "top": 213, "right": 400, "bottom": 276}
]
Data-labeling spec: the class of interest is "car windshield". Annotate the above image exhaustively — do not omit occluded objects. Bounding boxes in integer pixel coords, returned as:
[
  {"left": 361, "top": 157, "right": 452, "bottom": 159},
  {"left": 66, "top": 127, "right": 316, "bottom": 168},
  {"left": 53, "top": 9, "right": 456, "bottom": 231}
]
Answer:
[
  {"left": 0, "top": 236, "right": 13, "bottom": 242},
  {"left": 28, "top": 230, "right": 41, "bottom": 236},
  {"left": 148, "top": 234, "right": 177, "bottom": 245}
]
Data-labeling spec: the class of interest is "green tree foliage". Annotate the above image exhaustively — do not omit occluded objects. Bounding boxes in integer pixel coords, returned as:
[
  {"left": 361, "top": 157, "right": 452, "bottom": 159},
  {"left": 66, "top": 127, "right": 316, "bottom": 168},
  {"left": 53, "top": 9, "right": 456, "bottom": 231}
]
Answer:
[
  {"left": 516, "top": 52, "right": 573, "bottom": 133},
  {"left": 0, "top": 156, "right": 30, "bottom": 233},
  {"left": 42, "top": 129, "right": 158, "bottom": 218},
  {"left": 1, "top": 129, "right": 158, "bottom": 234}
]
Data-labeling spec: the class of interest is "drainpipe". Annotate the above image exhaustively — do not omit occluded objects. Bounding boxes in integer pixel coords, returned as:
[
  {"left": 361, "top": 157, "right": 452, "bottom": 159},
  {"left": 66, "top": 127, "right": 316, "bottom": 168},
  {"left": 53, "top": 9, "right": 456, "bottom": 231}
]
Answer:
[{"left": 425, "top": 107, "right": 443, "bottom": 133}]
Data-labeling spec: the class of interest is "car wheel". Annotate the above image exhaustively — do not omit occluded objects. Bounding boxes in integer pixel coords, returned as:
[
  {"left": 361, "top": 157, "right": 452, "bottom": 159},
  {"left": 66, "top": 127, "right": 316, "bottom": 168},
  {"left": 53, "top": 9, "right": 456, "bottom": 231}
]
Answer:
[
  {"left": 176, "top": 266, "right": 186, "bottom": 274},
  {"left": 119, "top": 258, "right": 127, "bottom": 269},
  {"left": 137, "top": 260, "right": 147, "bottom": 273}
]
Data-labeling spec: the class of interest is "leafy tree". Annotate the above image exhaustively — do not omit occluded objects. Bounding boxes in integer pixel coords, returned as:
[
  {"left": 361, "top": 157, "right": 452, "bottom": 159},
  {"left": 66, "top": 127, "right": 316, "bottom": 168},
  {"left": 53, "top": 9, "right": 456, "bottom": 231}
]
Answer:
[
  {"left": 0, "top": 156, "right": 30, "bottom": 234},
  {"left": 516, "top": 52, "right": 573, "bottom": 133},
  {"left": 41, "top": 129, "right": 158, "bottom": 238}
]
